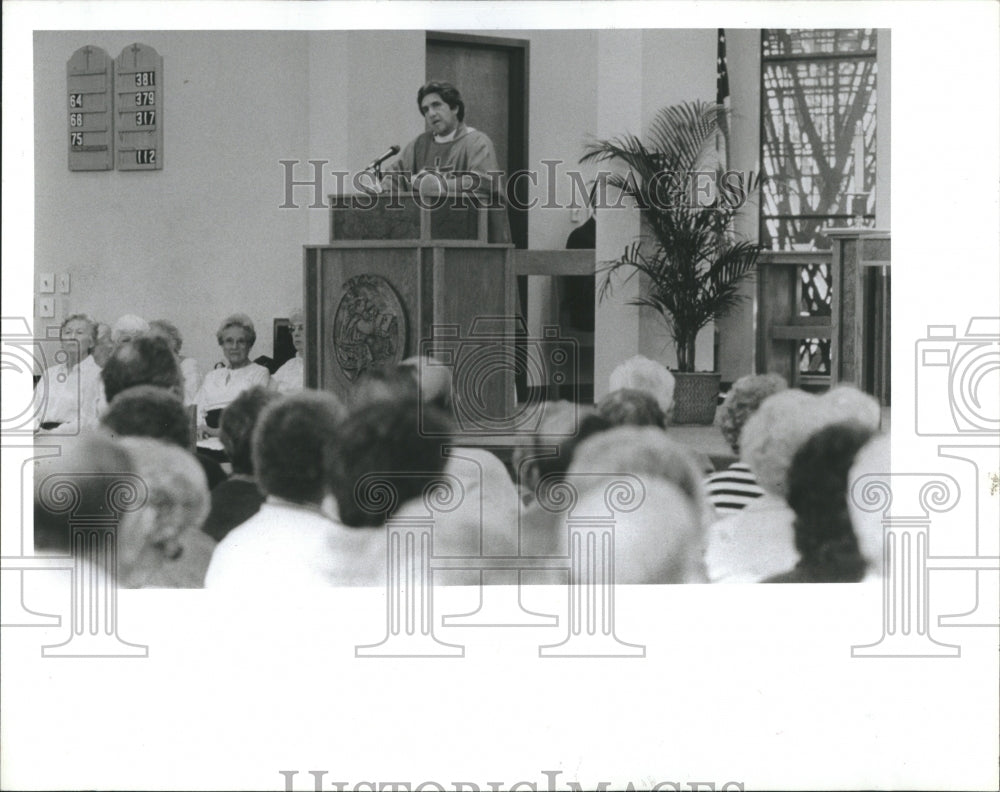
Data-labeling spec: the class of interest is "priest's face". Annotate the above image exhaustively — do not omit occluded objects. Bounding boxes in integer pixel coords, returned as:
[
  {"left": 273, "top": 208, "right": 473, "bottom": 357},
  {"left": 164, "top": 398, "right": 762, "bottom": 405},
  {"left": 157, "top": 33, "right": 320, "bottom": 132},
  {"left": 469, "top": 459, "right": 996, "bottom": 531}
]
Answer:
[{"left": 420, "top": 92, "right": 460, "bottom": 137}]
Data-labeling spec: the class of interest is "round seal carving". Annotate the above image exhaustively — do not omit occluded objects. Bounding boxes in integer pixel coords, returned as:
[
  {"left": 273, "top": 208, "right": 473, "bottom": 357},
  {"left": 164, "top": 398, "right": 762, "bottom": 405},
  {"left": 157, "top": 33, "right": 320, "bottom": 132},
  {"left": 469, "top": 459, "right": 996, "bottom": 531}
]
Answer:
[{"left": 333, "top": 274, "right": 406, "bottom": 381}]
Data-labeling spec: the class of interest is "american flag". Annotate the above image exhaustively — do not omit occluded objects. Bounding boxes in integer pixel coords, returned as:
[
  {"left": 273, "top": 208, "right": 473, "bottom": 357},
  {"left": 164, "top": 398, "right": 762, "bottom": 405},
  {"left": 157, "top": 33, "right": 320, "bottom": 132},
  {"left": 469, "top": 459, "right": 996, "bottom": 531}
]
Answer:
[{"left": 716, "top": 27, "right": 731, "bottom": 171}]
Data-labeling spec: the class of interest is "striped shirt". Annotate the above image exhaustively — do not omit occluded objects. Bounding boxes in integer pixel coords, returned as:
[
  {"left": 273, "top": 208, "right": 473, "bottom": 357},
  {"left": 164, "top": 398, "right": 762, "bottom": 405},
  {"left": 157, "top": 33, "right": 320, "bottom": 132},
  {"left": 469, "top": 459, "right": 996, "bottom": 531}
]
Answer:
[{"left": 705, "top": 462, "right": 764, "bottom": 515}]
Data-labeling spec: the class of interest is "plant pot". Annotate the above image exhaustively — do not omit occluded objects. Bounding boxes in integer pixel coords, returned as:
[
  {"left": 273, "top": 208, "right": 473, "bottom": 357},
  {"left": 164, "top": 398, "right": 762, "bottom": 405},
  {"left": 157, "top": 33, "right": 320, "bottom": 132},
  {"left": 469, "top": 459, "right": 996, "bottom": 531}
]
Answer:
[{"left": 671, "top": 371, "right": 721, "bottom": 425}]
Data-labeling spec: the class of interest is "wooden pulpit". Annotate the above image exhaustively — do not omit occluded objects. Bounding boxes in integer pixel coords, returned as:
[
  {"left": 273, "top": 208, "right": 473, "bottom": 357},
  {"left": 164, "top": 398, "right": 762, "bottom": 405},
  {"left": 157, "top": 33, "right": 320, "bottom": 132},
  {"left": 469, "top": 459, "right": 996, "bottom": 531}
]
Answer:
[{"left": 304, "top": 193, "right": 516, "bottom": 429}]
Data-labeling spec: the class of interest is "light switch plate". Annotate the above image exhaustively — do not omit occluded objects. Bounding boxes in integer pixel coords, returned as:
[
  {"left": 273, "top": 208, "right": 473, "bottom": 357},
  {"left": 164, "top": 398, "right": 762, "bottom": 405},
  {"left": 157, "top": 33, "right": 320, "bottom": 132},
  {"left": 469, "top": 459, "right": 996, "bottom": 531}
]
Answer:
[
  {"left": 39, "top": 273, "right": 55, "bottom": 293},
  {"left": 38, "top": 297, "right": 55, "bottom": 318},
  {"left": 57, "top": 273, "right": 71, "bottom": 293}
]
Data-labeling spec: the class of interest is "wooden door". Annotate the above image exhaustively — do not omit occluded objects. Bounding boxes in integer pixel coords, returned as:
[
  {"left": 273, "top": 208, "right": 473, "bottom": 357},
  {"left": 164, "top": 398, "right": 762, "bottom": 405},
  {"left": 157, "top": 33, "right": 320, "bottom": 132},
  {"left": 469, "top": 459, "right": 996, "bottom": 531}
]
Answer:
[{"left": 426, "top": 33, "right": 528, "bottom": 249}]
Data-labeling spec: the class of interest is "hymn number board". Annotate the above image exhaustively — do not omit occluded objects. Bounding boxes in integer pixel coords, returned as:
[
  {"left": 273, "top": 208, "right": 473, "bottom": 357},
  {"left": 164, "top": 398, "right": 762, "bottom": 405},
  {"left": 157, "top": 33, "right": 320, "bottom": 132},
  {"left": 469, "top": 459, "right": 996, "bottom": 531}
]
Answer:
[
  {"left": 115, "top": 43, "right": 163, "bottom": 171},
  {"left": 67, "top": 46, "right": 115, "bottom": 171}
]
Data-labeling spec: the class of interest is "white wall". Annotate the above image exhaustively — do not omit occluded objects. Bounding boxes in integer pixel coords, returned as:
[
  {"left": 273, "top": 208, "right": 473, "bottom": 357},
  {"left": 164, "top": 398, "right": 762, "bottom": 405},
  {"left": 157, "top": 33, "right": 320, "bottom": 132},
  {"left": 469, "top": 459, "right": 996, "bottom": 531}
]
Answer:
[
  {"left": 36, "top": 30, "right": 883, "bottom": 386},
  {"left": 34, "top": 31, "right": 421, "bottom": 368}
]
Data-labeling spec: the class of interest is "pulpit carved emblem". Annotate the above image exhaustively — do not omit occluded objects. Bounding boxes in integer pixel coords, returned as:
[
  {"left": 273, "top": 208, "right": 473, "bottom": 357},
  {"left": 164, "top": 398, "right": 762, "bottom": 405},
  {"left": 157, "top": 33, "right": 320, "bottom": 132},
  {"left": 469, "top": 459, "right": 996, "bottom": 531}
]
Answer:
[{"left": 333, "top": 274, "right": 406, "bottom": 381}]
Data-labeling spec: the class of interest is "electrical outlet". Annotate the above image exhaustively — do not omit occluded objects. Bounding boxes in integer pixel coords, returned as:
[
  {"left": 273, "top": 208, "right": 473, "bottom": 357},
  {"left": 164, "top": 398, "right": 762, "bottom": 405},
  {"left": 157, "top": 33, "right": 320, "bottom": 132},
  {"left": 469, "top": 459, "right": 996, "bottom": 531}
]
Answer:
[
  {"left": 39, "top": 272, "right": 55, "bottom": 293},
  {"left": 57, "top": 273, "right": 71, "bottom": 293},
  {"left": 38, "top": 297, "right": 55, "bottom": 318}
]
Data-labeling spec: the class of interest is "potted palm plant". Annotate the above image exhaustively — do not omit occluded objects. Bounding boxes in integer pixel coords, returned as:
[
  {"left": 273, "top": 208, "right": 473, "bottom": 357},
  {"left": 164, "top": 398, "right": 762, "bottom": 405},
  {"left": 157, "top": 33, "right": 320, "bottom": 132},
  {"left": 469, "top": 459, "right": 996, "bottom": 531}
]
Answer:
[{"left": 581, "top": 100, "right": 762, "bottom": 423}]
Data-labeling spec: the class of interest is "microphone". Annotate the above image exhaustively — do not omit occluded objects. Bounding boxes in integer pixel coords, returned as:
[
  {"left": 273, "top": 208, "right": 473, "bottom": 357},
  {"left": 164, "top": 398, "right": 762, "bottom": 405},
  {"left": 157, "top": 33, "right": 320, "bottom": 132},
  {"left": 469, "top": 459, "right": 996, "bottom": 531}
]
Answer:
[{"left": 368, "top": 145, "right": 400, "bottom": 170}]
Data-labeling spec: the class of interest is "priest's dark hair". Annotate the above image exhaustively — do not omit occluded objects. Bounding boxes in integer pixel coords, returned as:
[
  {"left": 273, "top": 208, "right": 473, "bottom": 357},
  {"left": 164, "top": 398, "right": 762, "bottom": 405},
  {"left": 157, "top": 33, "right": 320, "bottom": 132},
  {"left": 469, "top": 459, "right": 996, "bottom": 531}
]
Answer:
[{"left": 418, "top": 80, "right": 465, "bottom": 122}]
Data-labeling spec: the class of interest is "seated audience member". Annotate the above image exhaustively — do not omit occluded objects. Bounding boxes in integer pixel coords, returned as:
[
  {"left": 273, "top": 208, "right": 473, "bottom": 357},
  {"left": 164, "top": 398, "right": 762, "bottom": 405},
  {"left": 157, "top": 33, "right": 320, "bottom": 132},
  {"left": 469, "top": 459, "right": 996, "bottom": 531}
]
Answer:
[
  {"left": 705, "top": 389, "right": 824, "bottom": 583},
  {"left": 399, "top": 355, "right": 452, "bottom": 411},
  {"left": 705, "top": 385, "right": 882, "bottom": 583},
  {"left": 271, "top": 309, "right": 305, "bottom": 394},
  {"left": 765, "top": 421, "right": 877, "bottom": 583},
  {"left": 148, "top": 318, "right": 201, "bottom": 405},
  {"left": 331, "top": 396, "right": 455, "bottom": 530},
  {"left": 397, "top": 356, "right": 521, "bottom": 564},
  {"left": 201, "top": 387, "right": 281, "bottom": 542},
  {"left": 32, "top": 313, "right": 102, "bottom": 432},
  {"left": 568, "top": 426, "right": 713, "bottom": 525},
  {"left": 100, "top": 385, "right": 227, "bottom": 490},
  {"left": 205, "top": 391, "right": 383, "bottom": 588},
  {"left": 350, "top": 362, "right": 419, "bottom": 408},
  {"left": 846, "top": 433, "right": 890, "bottom": 583},
  {"left": 92, "top": 322, "right": 114, "bottom": 367},
  {"left": 34, "top": 433, "right": 136, "bottom": 556},
  {"left": 705, "top": 373, "right": 788, "bottom": 515},
  {"left": 101, "top": 335, "right": 184, "bottom": 404},
  {"left": 111, "top": 314, "right": 149, "bottom": 346},
  {"left": 195, "top": 313, "right": 270, "bottom": 439},
  {"left": 116, "top": 437, "right": 214, "bottom": 588},
  {"left": 514, "top": 406, "right": 614, "bottom": 554},
  {"left": 608, "top": 355, "right": 676, "bottom": 424},
  {"left": 596, "top": 388, "right": 667, "bottom": 429},
  {"left": 524, "top": 427, "right": 709, "bottom": 584},
  {"left": 563, "top": 480, "right": 706, "bottom": 585},
  {"left": 512, "top": 402, "right": 611, "bottom": 506},
  {"left": 823, "top": 383, "right": 884, "bottom": 430}
]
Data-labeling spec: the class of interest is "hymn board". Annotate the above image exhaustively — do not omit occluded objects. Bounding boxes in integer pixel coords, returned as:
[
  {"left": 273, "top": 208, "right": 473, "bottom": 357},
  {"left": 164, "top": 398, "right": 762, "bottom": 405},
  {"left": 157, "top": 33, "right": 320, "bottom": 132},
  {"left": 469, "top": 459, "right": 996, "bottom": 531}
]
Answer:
[{"left": 67, "top": 43, "right": 163, "bottom": 172}]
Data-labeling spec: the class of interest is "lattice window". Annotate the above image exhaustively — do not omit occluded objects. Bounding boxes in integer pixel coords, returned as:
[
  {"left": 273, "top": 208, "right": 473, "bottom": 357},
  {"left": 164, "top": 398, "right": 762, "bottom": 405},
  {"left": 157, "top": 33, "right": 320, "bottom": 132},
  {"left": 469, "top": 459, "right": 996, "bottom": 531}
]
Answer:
[
  {"left": 760, "top": 29, "right": 877, "bottom": 375},
  {"left": 760, "top": 29, "right": 877, "bottom": 252}
]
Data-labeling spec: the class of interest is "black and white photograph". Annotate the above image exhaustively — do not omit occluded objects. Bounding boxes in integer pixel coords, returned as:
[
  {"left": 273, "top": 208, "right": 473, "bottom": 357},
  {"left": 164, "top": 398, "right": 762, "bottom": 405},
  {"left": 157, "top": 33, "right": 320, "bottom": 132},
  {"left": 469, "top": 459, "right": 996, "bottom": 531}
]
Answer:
[{"left": 2, "top": 2, "right": 998, "bottom": 790}]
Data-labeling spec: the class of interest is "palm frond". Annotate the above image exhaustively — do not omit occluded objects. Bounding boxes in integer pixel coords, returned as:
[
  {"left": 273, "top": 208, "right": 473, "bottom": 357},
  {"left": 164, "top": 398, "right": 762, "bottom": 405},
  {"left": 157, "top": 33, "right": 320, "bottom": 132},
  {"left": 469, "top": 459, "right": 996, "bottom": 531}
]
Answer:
[{"left": 584, "top": 100, "right": 761, "bottom": 371}]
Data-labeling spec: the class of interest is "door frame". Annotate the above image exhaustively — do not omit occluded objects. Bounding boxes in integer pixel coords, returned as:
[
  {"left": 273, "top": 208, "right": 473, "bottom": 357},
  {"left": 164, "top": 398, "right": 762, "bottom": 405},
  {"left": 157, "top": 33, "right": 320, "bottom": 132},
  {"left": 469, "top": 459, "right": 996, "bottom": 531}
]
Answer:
[{"left": 426, "top": 31, "right": 530, "bottom": 249}]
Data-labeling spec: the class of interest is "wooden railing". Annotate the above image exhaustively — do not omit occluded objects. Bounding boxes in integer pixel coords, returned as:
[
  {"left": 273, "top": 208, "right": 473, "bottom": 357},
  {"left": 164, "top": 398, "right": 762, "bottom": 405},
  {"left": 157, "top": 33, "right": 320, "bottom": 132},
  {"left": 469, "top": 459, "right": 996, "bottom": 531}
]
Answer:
[
  {"left": 756, "top": 230, "right": 891, "bottom": 404},
  {"left": 756, "top": 249, "right": 833, "bottom": 390}
]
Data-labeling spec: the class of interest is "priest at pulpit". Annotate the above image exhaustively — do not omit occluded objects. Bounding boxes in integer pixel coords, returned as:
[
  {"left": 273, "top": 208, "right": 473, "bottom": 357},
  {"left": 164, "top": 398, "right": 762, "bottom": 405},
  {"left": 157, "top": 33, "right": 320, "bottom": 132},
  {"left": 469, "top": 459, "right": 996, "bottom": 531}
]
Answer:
[{"left": 362, "top": 81, "right": 502, "bottom": 200}]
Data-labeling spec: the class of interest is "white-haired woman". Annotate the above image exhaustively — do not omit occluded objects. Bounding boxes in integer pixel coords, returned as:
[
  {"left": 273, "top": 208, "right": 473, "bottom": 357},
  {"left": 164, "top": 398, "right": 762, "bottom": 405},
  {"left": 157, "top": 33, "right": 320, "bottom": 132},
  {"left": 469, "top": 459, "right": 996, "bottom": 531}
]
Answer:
[
  {"left": 270, "top": 309, "right": 305, "bottom": 394},
  {"left": 194, "top": 313, "right": 269, "bottom": 439},
  {"left": 32, "top": 313, "right": 102, "bottom": 431}
]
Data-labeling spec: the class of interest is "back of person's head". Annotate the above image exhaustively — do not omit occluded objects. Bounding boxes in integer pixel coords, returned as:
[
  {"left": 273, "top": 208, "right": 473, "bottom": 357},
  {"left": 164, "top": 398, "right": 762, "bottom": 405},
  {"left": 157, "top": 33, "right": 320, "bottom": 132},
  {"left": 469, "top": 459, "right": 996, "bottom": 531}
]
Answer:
[
  {"left": 147, "top": 319, "right": 184, "bottom": 355},
  {"left": 739, "top": 388, "right": 826, "bottom": 498},
  {"left": 101, "top": 385, "right": 191, "bottom": 447},
  {"left": 715, "top": 373, "right": 788, "bottom": 454},
  {"left": 111, "top": 314, "right": 149, "bottom": 346},
  {"left": 400, "top": 355, "right": 453, "bottom": 411},
  {"left": 568, "top": 426, "right": 710, "bottom": 526},
  {"left": 332, "top": 397, "right": 453, "bottom": 527},
  {"left": 820, "top": 384, "right": 882, "bottom": 431},
  {"left": 116, "top": 437, "right": 210, "bottom": 580},
  {"left": 34, "top": 433, "right": 137, "bottom": 554},
  {"left": 351, "top": 364, "right": 419, "bottom": 408},
  {"left": 253, "top": 390, "right": 346, "bottom": 505},
  {"left": 92, "top": 322, "right": 114, "bottom": 367},
  {"left": 847, "top": 433, "right": 890, "bottom": 581},
  {"left": 512, "top": 403, "right": 610, "bottom": 495},
  {"left": 220, "top": 387, "right": 282, "bottom": 475},
  {"left": 101, "top": 335, "right": 183, "bottom": 403},
  {"left": 785, "top": 421, "right": 877, "bottom": 581},
  {"left": 597, "top": 388, "right": 667, "bottom": 429},
  {"left": 566, "top": 479, "right": 705, "bottom": 584},
  {"left": 418, "top": 80, "right": 464, "bottom": 122},
  {"left": 608, "top": 355, "right": 676, "bottom": 417}
]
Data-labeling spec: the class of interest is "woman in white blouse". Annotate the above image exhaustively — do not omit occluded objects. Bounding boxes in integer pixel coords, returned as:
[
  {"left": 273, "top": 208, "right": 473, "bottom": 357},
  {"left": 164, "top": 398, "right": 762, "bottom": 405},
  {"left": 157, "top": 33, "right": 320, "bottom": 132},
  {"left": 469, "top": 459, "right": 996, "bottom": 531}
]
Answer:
[{"left": 194, "top": 313, "right": 270, "bottom": 439}]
